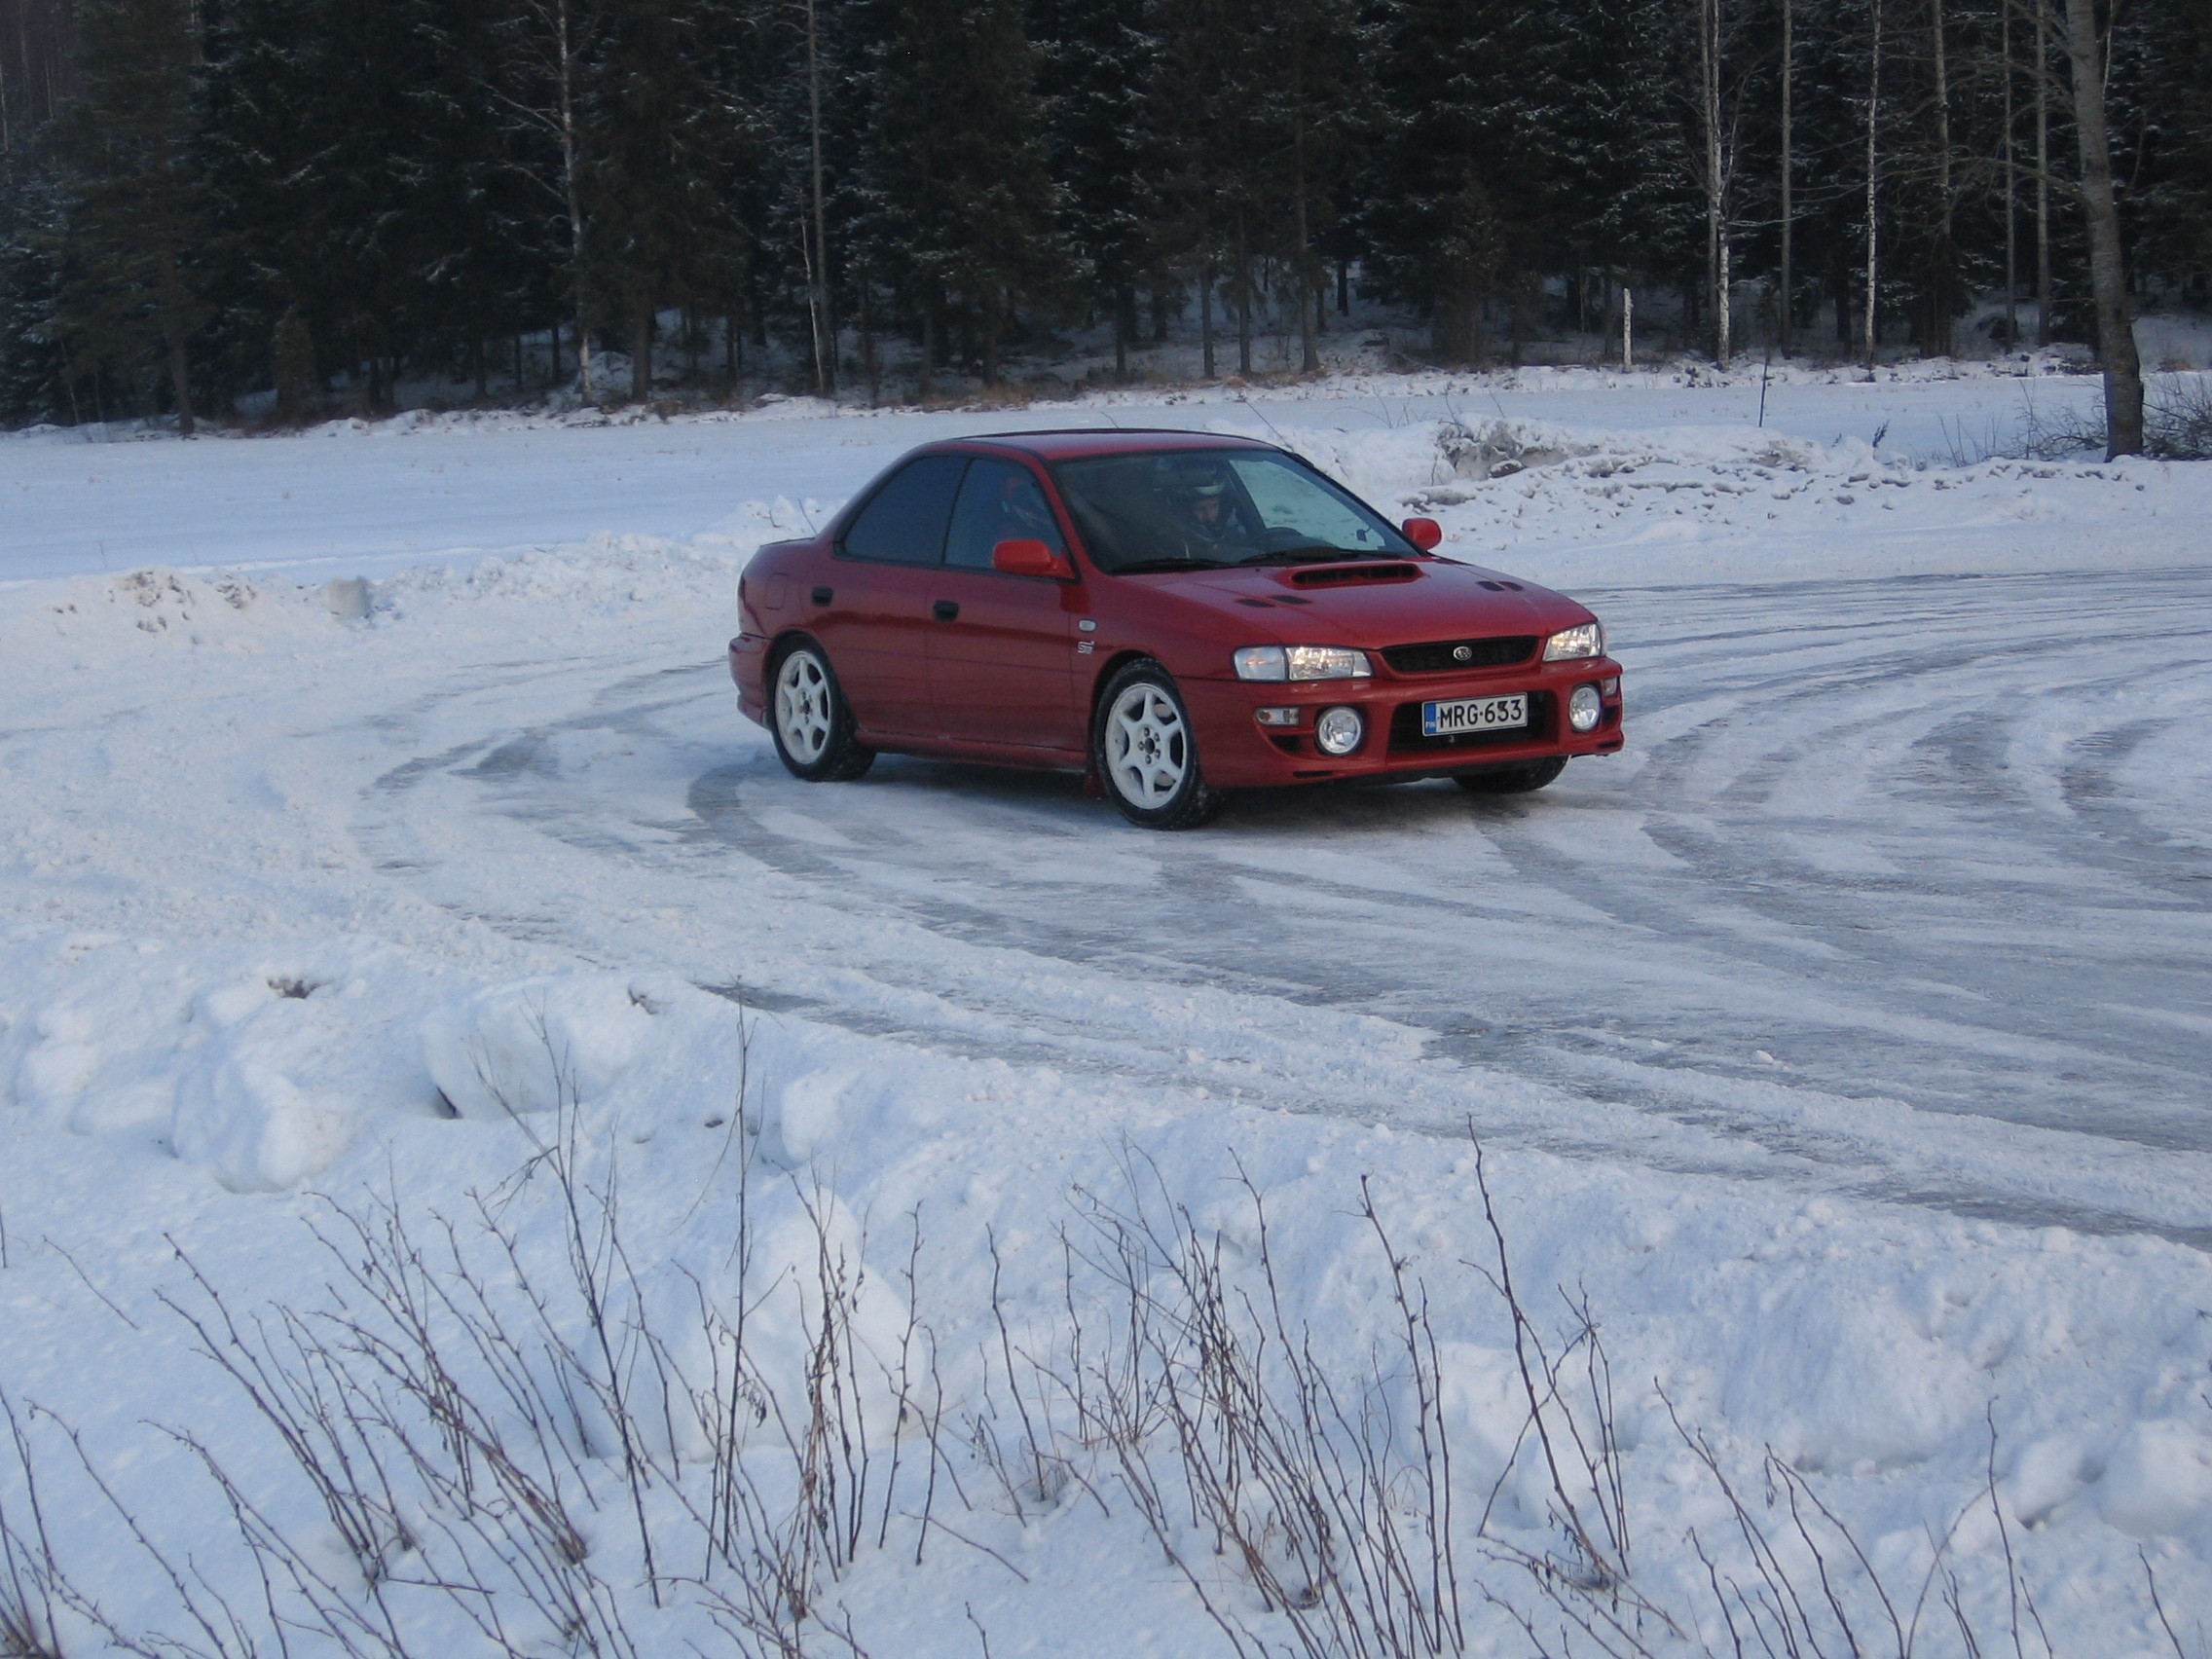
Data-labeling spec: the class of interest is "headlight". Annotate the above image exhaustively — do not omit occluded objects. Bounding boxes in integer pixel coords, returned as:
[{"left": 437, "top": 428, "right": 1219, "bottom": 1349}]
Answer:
[
  {"left": 1543, "top": 621, "right": 1605, "bottom": 662},
  {"left": 1314, "top": 706, "right": 1365, "bottom": 756},
  {"left": 1567, "top": 684, "right": 1603, "bottom": 732},
  {"left": 1233, "top": 645, "right": 1374, "bottom": 682}
]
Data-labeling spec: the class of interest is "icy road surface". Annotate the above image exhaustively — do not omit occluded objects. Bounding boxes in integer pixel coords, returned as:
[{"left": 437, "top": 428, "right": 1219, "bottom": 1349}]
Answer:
[
  {"left": 5, "top": 383, "right": 2208, "bottom": 1245},
  {"left": 349, "top": 564, "right": 2212, "bottom": 1248}
]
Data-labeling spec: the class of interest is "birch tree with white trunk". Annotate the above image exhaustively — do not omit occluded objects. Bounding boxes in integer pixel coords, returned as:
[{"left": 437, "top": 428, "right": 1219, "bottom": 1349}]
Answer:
[
  {"left": 490, "top": 0, "right": 607, "bottom": 402},
  {"left": 1698, "top": 0, "right": 1733, "bottom": 368},
  {"left": 1862, "top": 0, "right": 1881, "bottom": 369}
]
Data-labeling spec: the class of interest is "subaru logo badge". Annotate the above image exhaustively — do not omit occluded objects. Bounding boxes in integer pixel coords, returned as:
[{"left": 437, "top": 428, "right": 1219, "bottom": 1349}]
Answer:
[{"left": 1452, "top": 645, "right": 1473, "bottom": 662}]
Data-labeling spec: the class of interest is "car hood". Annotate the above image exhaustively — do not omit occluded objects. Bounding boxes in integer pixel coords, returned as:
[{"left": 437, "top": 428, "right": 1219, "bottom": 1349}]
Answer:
[{"left": 1153, "top": 558, "right": 1591, "bottom": 647}]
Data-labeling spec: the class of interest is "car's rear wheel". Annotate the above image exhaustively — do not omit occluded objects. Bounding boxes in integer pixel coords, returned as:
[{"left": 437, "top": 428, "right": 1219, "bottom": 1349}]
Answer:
[
  {"left": 1094, "top": 662, "right": 1224, "bottom": 830},
  {"left": 770, "top": 641, "right": 875, "bottom": 782},
  {"left": 1455, "top": 756, "right": 1567, "bottom": 795}
]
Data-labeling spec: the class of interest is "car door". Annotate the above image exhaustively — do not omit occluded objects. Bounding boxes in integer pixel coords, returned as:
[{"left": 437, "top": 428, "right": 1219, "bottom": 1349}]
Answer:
[
  {"left": 927, "top": 458, "right": 1084, "bottom": 754},
  {"left": 826, "top": 455, "right": 966, "bottom": 738}
]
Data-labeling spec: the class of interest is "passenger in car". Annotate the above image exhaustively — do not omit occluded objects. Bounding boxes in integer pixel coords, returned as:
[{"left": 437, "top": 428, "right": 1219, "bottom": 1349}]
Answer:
[
  {"left": 946, "top": 461, "right": 1067, "bottom": 569},
  {"left": 992, "top": 466, "right": 1060, "bottom": 547}
]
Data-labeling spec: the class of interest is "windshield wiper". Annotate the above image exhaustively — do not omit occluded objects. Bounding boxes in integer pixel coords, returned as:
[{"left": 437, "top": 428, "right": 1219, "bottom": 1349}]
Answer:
[{"left": 1108, "top": 556, "right": 1223, "bottom": 574}]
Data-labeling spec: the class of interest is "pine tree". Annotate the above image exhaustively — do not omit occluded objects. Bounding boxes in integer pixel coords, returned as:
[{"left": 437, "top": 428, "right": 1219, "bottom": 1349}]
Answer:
[
  {"left": 5, "top": 0, "right": 2210, "bottom": 428},
  {"left": 1364, "top": 0, "right": 1678, "bottom": 363},
  {"left": 417, "top": 0, "right": 549, "bottom": 402},
  {"left": 0, "top": 166, "right": 70, "bottom": 423},
  {"left": 1034, "top": 0, "right": 1156, "bottom": 377},
  {"left": 203, "top": 0, "right": 525, "bottom": 413},
  {"left": 585, "top": 0, "right": 721, "bottom": 400},
  {"left": 2108, "top": 0, "right": 2210, "bottom": 313},
  {"left": 855, "top": 0, "right": 1070, "bottom": 390},
  {"left": 482, "top": 0, "right": 618, "bottom": 397},
  {"left": 1251, "top": 0, "right": 1368, "bottom": 372},
  {"left": 49, "top": 0, "right": 209, "bottom": 430},
  {"left": 1145, "top": 0, "right": 1272, "bottom": 374}
]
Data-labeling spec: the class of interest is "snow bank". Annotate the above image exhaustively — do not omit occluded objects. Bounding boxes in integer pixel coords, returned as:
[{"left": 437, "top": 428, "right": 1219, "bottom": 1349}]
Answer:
[
  {"left": 3, "top": 911, "right": 2211, "bottom": 1653},
  {"left": 369, "top": 532, "right": 755, "bottom": 616},
  {"left": 421, "top": 972, "right": 666, "bottom": 1119},
  {"left": 1330, "top": 415, "right": 2207, "bottom": 587},
  {"left": 0, "top": 934, "right": 449, "bottom": 1189},
  {"left": 8, "top": 925, "right": 2212, "bottom": 1476}
]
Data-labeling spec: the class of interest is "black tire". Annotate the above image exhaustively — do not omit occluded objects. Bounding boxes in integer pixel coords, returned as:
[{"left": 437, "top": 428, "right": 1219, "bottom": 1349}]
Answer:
[
  {"left": 1455, "top": 756, "right": 1567, "bottom": 795},
  {"left": 1092, "top": 660, "right": 1226, "bottom": 830},
  {"left": 767, "top": 639, "right": 875, "bottom": 782}
]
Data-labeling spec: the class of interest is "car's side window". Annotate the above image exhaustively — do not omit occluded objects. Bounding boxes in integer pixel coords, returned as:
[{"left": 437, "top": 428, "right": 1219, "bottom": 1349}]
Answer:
[
  {"left": 944, "top": 459, "right": 1068, "bottom": 570},
  {"left": 840, "top": 456, "right": 969, "bottom": 565}
]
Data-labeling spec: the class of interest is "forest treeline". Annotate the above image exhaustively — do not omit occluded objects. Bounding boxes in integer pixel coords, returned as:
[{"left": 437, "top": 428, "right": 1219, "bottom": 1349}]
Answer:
[{"left": 0, "top": 0, "right": 2206, "bottom": 437}]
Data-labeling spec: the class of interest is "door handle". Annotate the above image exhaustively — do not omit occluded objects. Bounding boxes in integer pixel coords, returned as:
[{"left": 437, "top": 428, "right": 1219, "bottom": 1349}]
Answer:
[
  {"left": 810, "top": 585, "right": 832, "bottom": 605},
  {"left": 933, "top": 600, "right": 960, "bottom": 621}
]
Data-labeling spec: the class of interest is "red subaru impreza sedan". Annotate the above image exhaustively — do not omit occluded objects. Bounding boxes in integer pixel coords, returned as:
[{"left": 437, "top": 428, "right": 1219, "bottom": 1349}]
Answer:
[{"left": 728, "top": 429, "right": 1623, "bottom": 829}]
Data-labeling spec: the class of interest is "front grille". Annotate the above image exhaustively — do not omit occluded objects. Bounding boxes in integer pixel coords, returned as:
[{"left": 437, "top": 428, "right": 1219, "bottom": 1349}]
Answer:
[
  {"left": 1381, "top": 635, "right": 1538, "bottom": 675},
  {"left": 1388, "top": 690, "right": 1553, "bottom": 753}
]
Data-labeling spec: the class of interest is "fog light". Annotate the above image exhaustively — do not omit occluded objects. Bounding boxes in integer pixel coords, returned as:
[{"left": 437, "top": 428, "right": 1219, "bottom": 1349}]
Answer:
[
  {"left": 1568, "top": 684, "right": 1603, "bottom": 732},
  {"left": 1314, "top": 706, "right": 1364, "bottom": 756},
  {"left": 1255, "top": 707, "right": 1301, "bottom": 727}
]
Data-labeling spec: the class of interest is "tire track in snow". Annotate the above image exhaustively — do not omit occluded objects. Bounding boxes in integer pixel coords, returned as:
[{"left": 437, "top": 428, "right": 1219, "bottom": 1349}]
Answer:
[{"left": 350, "top": 567, "right": 2212, "bottom": 1245}]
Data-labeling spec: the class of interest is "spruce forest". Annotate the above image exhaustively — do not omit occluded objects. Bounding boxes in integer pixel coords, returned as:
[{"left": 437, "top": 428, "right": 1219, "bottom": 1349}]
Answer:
[{"left": 0, "top": 0, "right": 2205, "bottom": 442}]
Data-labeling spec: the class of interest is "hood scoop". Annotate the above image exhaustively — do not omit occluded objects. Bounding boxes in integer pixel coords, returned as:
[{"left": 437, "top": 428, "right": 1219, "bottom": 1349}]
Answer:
[{"left": 1281, "top": 562, "right": 1423, "bottom": 588}]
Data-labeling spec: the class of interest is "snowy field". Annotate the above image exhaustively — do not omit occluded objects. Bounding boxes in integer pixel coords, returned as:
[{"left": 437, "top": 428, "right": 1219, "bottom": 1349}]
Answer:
[{"left": 3, "top": 363, "right": 2211, "bottom": 1658}]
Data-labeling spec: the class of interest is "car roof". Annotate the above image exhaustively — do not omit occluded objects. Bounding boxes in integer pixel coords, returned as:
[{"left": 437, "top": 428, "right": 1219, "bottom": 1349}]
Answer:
[{"left": 933, "top": 428, "right": 1281, "bottom": 462}]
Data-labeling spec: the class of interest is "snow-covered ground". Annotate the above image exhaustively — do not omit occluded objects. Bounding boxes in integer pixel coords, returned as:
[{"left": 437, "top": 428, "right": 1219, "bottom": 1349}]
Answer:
[
  {"left": 3, "top": 366, "right": 2210, "bottom": 1658},
  {"left": 0, "top": 352, "right": 2174, "bottom": 588}
]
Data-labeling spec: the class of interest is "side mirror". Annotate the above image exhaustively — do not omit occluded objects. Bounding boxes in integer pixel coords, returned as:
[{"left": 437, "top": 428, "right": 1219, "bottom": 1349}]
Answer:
[
  {"left": 991, "top": 537, "right": 1075, "bottom": 579},
  {"left": 1401, "top": 517, "right": 1443, "bottom": 552}
]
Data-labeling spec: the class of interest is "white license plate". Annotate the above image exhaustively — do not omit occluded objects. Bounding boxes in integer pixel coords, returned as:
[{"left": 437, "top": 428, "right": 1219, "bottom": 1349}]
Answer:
[{"left": 1422, "top": 693, "right": 1528, "bottom": 736}]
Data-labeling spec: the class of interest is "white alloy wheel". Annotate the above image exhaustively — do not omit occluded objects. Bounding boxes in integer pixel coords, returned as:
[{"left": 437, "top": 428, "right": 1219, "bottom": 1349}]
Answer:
[
  {"left": 775, "top": 648, "right": 834, "bottom": 765},
  {"left": 1106, "top": 682, "right": 1190, "bottom": 809}
]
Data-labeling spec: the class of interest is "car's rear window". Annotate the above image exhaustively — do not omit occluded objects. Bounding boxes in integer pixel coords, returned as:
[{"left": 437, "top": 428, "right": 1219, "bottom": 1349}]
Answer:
[
  {"left": 1051, "top": 450, "right": 1413, "bottom": 573},
  {"left": 841, "top": 455, "right": 969, "bottom": 564}
]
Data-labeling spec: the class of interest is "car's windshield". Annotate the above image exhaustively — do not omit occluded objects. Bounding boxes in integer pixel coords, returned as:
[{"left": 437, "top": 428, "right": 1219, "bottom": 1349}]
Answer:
[{"left": 1050, "top": 449, "right": 1416, "bottom": 574}]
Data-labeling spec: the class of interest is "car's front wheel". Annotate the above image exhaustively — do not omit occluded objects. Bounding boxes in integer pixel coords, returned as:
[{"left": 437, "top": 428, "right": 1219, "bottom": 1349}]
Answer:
[
  {"left": 1093, "top": 662, "right": 1224, "bottom": 830},
  {"left": 1455, "top": 756, "right": 1567, "bottom": 795},
  {"left": 769, "top": 641, "right": 875, "bottom": 782}
]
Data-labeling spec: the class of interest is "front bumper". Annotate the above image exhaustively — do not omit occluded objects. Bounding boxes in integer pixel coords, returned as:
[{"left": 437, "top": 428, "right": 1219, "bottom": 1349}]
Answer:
[{"left": 1181, "top": 656, "right": 1625, "bottom": 789}]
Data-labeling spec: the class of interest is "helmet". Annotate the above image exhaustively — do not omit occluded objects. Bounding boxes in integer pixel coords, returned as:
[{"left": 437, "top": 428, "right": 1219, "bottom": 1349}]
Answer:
[{"left": 1161, "top": 456, "right": 1230, "bottom": 503}]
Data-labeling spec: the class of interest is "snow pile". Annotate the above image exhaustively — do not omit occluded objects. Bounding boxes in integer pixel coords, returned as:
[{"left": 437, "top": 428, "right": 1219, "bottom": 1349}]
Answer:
[
  {"left": 0, "top": 933, "right": 961, "bottom": 1194},
  {"left": 421, "top": 971, "right": 667, "bottom": 1119},
  {"left": 369, "top": 531, "right": 756, "bottom": 616},
  {"left": 308, "top": 391, "right": 862, "bottom": 438},
  {"left": 1434, "top": 413, "right": 1830, "bottom": 479},
  {"left": 0, "top": 934, "right": 446, "bottom": 1190},
  {"left": 4, "top": 925, "right": 2211, "bottom": 1655},
  {"left": 1066, "top": 347, "right": 2118, "bottom": 411},
  {"left": 14, "top": 567, "right": 325, "bottom": 654},
  {"left": 1326, "top": 414, "right": 2207, "bottom": 586},
  {"left": 1176, "top": 411, "right": 2204, "bottom": 594}
]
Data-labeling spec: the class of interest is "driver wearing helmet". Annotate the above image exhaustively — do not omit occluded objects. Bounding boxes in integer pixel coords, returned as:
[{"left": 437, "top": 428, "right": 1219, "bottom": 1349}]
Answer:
[{"left": 1163, "top": 457, "right": 1248, "bottom": 555}]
